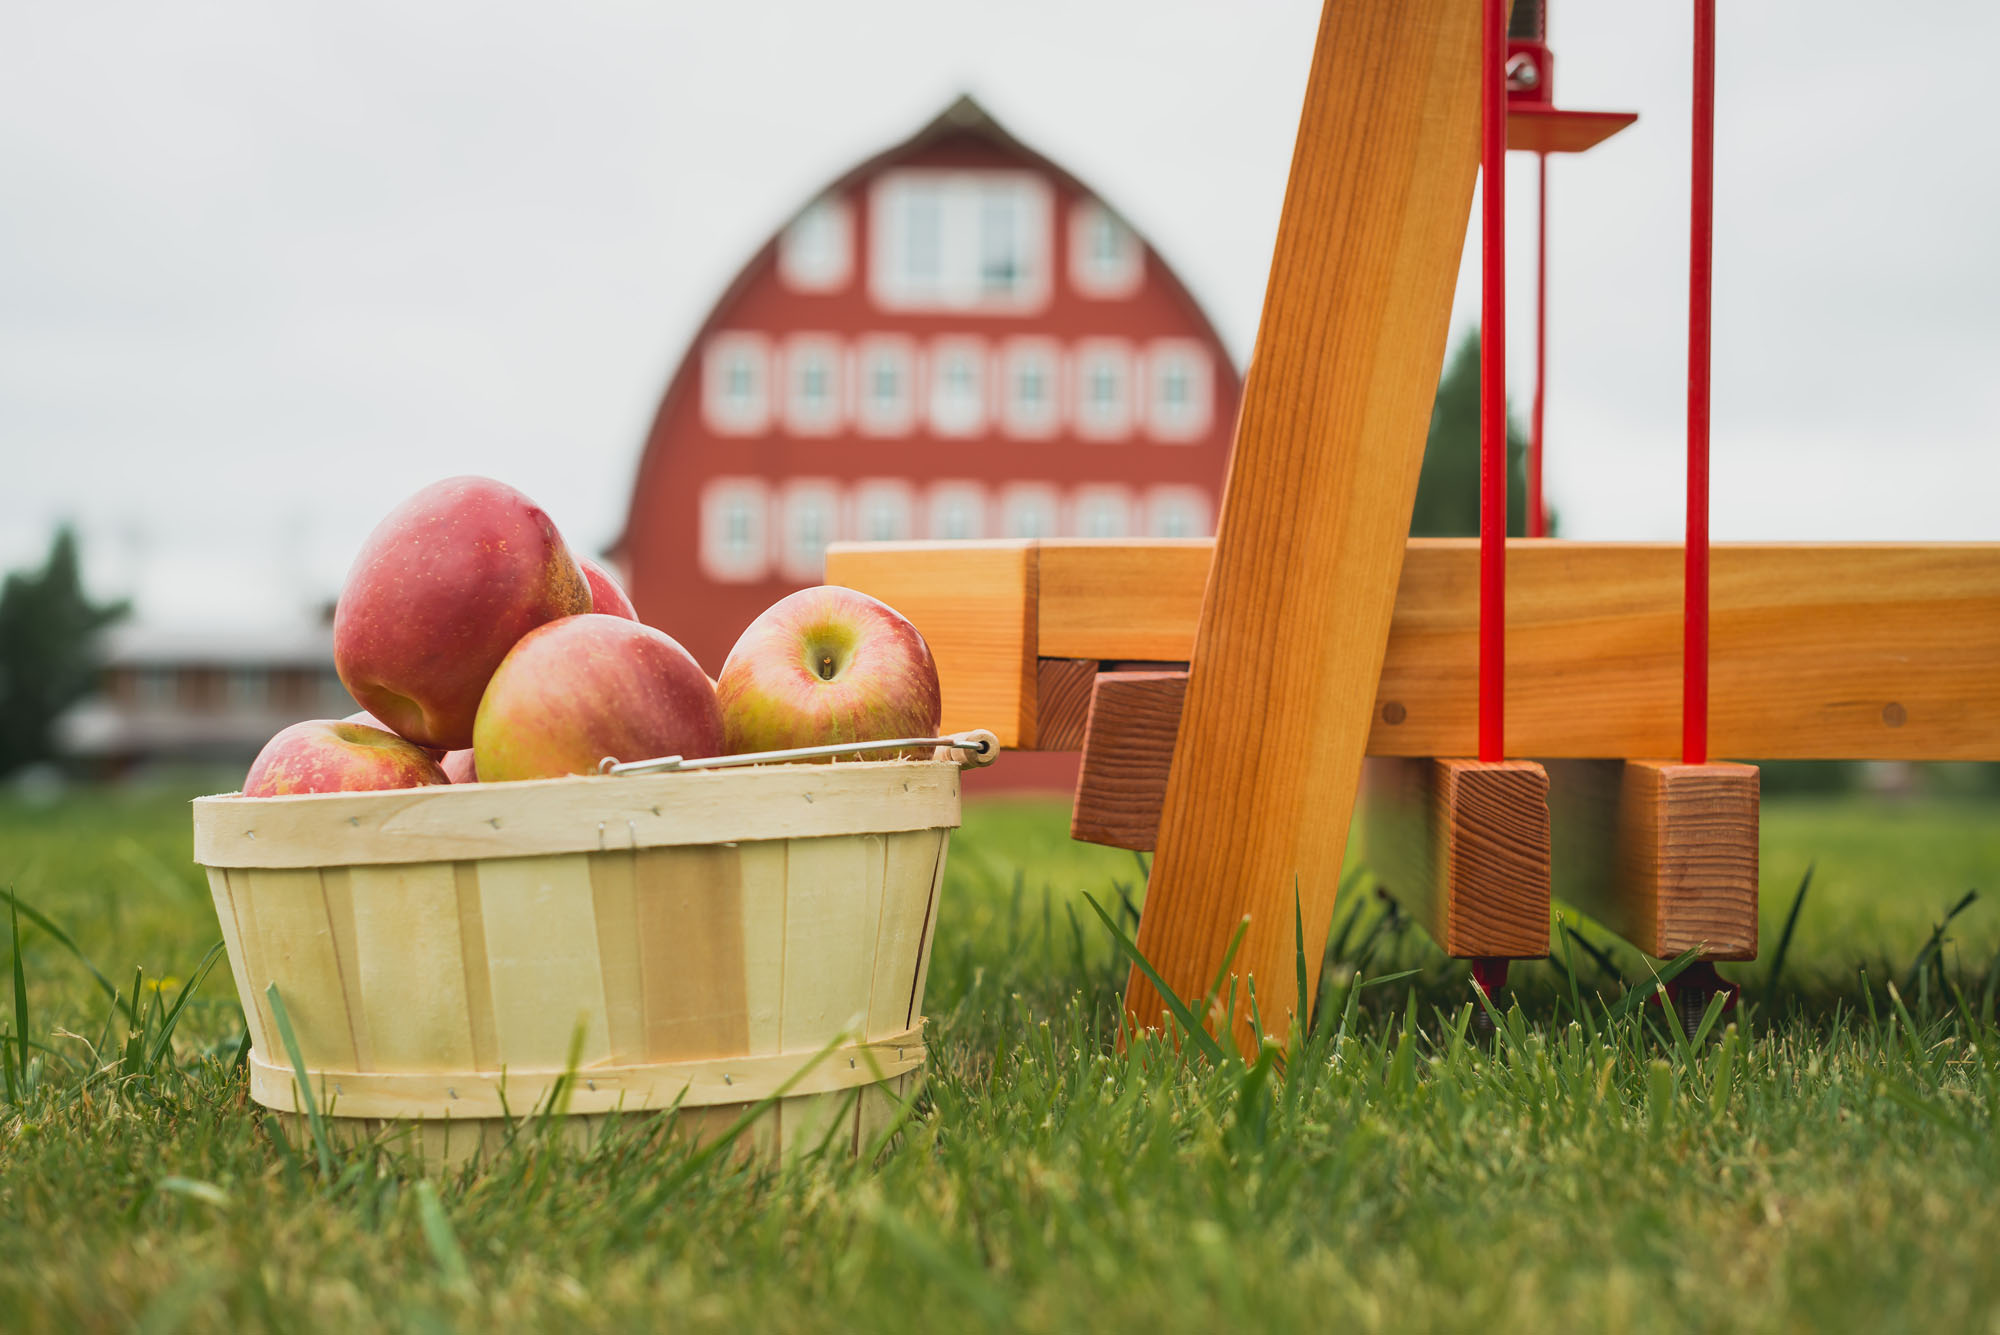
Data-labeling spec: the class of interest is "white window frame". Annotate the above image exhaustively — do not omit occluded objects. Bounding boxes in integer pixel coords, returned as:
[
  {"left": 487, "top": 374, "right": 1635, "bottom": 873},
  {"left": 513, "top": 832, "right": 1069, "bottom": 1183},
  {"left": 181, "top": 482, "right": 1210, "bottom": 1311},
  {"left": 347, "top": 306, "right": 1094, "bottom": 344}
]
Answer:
[
  {"left": 700, "top": 477, "right": 771, "bottom": 582},
  {"left": 927, "top": 336, "right": 987, "bottom": 438},
  {"left": 778, "top": 479, "right": 842, "bottom": 581},
  {"left": 849, "top": 479, "right": 916, "bottom": 544},
  {"left": 1071, "top": 485, "right": 1136, "bottom": 539},
  {"left": 1145, "top": 486, "right": 1213, "bottom": 539},
  {"left": 1072, "top": 338, "right": 1135, "bottom": 441},
  {"left": 925, "top": 481, "right": 988, "bottom": 540},
  {"left": 778, "top": 196, "right": 854, "bottom": 293},
  {"left": 1068, "top": 201, "right": 1143, "bottom": 299},
  {"left": 1141, "top": 339, "right": 1215, "bottom": 443},
  {"left": 999, "top": 337, "right": 1062, "bottom": 440},
  {"left": 997, "top": 483, "right": 1060, "bottom": 540},
  {"left": 868, "top": 169, "right": 1053, "bottom": 314},
  {"left": 701, "top": 332, "right": 772, "bottom": 436},
  {"left": 782, "top": 334, "right": 844, "bottom": 437},
  {"left": 853, "top": 335, "right": 917, "bottom": 437}
]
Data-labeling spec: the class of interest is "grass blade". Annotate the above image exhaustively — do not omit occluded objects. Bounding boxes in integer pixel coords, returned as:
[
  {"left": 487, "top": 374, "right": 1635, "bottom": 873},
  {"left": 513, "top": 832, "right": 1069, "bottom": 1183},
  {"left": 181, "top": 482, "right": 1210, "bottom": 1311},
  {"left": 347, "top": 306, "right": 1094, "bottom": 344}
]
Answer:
[
  {"left": 11, "top": 900, "right": 29, "bottom": 1095},
  {"left": 1081, "top": 892, "right": 1226, "bottom": 1065},
  {"left": 0, "top": 887, "right": 128, "bottom": 1022},
  {"left": 414, "top": 1181, "right": 475, "bottom": 1293},
  {"left": 265, "top": 983, "right": 336, "bottom": 1178},
  {"left": 1293, "top": 877, "right": 1310, "bottom": 1041},
  {"left": 145, "top": 940, "right": 225, "bottom": 1069},
  {"left": 1764, "top": 863, "right": 1814, "bottom": 995}
]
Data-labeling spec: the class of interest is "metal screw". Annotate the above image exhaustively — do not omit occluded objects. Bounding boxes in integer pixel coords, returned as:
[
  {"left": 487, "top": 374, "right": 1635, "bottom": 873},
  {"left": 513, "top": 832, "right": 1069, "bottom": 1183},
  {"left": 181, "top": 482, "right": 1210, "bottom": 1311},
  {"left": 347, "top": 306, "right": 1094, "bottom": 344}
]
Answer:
[{"left": 1506, "top": 52, "right": 1541, "bottom": 91}]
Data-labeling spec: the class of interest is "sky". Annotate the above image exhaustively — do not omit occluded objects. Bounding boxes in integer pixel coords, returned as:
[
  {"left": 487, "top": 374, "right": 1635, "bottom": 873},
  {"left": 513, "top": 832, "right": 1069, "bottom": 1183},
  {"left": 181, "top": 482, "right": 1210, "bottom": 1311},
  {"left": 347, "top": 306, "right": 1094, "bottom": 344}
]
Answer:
[{"left": 3, "top": 1, "right": 1997, "bottom": 631}]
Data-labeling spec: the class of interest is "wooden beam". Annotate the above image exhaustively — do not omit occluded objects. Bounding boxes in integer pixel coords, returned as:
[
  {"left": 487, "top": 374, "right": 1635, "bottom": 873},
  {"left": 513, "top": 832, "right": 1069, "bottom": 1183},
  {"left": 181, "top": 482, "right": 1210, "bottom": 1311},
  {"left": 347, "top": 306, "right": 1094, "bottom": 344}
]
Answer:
[
  {"left": 1548, "top": 760, "right": 1760, "bottom": 960},
  {"left": 1130, "top": 0, "right": 1486, "bottom": 1053},
  {"left": 1033, "top": 658, "right": 1098, "bottom": 752},
  {"left": 824, "top": 540, "right": 1038, "bottom": 748},
  {"left": 838, "top": 540, "right": 2000, "bottom": 763},
  {"left": 1070, "top": 671, "right": 1186, "bottom": 851},
  {"left": 1358, "top": 759, "right": 1552, "bottom": 958}
]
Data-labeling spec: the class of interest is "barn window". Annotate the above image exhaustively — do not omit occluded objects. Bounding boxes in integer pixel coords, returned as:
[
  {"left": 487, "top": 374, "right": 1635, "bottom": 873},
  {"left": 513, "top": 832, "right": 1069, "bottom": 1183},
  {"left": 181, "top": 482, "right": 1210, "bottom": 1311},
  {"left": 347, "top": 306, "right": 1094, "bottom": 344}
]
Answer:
[
  {"left": 1072, "top": 340, "right": 1133, "bottom": 440},
  {"left": 852, "top": 481, "right": 915, "bottom": 543},
  {"left": 783, "top": 335, "right": 842, "bottom": 436},
  {"left": 870, "top": 170, "right": 1051, "bottom": 313},
  {"left": 999, "top": 339, "right": 1060, "bottom": 438},
  {"left": 702, "top": 334, "right": 771, "bottom": 435},
  {"left": 778, "top": 197, "right": 853, "bottom": 292},
  {"left": 779, "top": 481, "right": 842, "bottom": 581},
  {"left": 1073, "top": 486, "right": 1134, "bottom": 539},
  {"left": 1144, "top": 340, "right": 1214, "bottom": 442},
  {"left": 855, "top": 337, "right": 916, "bottom": 436},
  {"left": 701, "top": 478, "right": 770, "bottom": 582},
  {"left": 1069, "top": 201, "right": 1143, "bottom": 299},
  {"left": 928, "top": 338, "right": 985, "bottom": 437},
  {"left": 927, "top": 482, "right": 987, "bottom": 540},
  {"left": 1146, "top": 486, "right": 1212, "bottom": 539},
  {"left": 998, "top": 485, "right": 1059, "bottom": 539}
]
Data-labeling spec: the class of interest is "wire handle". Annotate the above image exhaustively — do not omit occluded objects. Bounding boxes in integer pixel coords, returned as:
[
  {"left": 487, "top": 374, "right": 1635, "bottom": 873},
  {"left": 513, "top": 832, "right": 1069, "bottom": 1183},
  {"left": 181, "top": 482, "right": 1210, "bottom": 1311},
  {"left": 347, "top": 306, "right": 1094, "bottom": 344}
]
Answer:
[{"left": 598, "top": 729, "right": 1000, "bottom": 777}]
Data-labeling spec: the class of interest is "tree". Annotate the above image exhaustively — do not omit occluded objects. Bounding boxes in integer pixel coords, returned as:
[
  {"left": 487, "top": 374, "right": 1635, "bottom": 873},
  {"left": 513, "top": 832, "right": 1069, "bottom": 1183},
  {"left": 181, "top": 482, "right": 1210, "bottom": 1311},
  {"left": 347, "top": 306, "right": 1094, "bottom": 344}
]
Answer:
[
  {"left": 0, "top": 527, "right": 128, "bottom": 777},
  {"left": 1409, "top": 329, "right": 1544, "bottom": 538}
]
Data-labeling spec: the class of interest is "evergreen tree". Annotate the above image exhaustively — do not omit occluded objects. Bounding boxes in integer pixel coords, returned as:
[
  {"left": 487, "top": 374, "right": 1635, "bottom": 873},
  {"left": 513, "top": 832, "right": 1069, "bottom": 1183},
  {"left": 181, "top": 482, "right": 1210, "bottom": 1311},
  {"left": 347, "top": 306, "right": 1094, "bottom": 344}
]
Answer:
[
  {"left": 0, "top": 527, "right": 128, "bottom": 777},
  {"left": 1409, "top": 330, "right": 1543, "bottom": 537}
]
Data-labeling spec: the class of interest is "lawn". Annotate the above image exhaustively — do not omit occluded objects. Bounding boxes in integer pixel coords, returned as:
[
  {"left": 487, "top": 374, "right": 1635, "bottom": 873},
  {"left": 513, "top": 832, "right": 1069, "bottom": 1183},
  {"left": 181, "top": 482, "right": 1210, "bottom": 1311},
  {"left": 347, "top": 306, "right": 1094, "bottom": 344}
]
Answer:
[{"left": 2, "top": 777, "right": 1998, "bottom": 1331}]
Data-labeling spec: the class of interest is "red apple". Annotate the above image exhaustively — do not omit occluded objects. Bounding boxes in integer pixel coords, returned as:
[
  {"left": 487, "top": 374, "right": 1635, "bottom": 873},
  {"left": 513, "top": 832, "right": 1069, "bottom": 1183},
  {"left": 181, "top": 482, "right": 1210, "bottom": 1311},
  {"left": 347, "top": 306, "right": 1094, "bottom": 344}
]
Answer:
[
  {"left": 343, "top": 710, "right": 445, "bottom": 760},
  {"left": 243, "top": 719, "right": 450, "bottom": 797},
  {"left": 472, "top": 614, "right": 724, "bottom": 781},
  {"left": 716, "top": 586, "right": 941, "bottom": 758},
  {"left": 440, "top": 748, "right": 479, "bottom": 783},
  {"left": 580, "top": 556, "right": 638, "bottom": 621},
  {"left": 334, "top": 476, "right": 592, "bottom": 750}
]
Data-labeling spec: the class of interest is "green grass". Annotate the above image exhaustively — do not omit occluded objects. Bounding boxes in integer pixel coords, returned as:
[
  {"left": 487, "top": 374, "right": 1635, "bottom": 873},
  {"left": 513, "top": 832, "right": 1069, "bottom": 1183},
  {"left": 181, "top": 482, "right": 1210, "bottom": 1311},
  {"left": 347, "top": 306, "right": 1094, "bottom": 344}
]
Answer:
[{"left": 1, "top": 781, "right": 1998, "bottom": 1331}]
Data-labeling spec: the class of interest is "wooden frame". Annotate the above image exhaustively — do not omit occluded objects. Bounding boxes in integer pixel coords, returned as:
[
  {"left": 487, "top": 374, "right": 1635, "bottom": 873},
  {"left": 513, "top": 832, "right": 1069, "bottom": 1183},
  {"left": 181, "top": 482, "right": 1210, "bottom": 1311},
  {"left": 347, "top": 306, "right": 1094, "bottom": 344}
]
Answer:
[{"left": 829, "top": 539, "right": 2000, "bottom": 763}]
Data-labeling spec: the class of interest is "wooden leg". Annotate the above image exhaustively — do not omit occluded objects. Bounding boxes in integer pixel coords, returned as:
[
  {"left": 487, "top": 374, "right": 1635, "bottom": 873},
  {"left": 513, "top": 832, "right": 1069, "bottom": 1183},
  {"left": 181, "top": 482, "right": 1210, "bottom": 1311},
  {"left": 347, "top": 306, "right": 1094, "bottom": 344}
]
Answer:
[
  {"left": 1357, "top": 758, "right": 1553, "bottom": 960},
  {"left": 1548, "top": 759, "right": 1760, "bottom": 961},
  {"left": 1129, "top": 0, "right": 1487, "bottom": 1054}
]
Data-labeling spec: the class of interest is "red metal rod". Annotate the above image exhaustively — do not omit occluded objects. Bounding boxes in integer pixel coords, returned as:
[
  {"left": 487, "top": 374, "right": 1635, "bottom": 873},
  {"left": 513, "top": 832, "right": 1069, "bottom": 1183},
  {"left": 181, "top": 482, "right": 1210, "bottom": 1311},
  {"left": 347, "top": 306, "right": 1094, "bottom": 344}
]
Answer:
[
  {"left": 1529, "top": 152, "right": 1548, "bottom": 539},
  {"left": 1479, "top": 0, "right": 1506, "bottom": 763},
  {"left": 1685, "top": 0, "right": 1715, "bottom": 765}
]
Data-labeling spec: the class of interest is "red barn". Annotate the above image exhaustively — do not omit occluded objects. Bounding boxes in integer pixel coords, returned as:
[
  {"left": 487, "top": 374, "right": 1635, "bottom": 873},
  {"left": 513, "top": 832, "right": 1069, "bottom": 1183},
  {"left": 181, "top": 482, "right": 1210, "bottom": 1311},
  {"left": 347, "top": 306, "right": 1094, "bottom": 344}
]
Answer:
[{"left": 613, "top": 94, "right": 1241, "bottom": 676}]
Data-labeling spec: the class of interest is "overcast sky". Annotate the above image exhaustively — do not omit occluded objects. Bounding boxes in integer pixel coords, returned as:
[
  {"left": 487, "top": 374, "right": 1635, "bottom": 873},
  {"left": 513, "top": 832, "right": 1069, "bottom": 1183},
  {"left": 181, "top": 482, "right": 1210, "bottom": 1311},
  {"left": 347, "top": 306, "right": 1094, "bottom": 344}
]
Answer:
[{"left": 4, "top": 2, "right": 1997, "bottom": 630}]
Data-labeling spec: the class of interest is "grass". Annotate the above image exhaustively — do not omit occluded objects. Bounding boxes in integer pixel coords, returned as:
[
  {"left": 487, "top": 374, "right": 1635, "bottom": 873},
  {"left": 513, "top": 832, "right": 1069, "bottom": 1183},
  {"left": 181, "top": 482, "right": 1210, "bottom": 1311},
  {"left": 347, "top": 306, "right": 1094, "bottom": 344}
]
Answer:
[{"left": 1, "top": 779, "right": 1998, "bottom": 1331}]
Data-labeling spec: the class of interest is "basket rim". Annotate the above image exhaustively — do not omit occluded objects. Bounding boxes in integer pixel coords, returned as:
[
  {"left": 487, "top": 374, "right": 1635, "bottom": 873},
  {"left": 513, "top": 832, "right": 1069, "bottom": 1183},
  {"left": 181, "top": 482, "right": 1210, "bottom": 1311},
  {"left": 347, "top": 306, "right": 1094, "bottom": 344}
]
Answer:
[{"left": 194, "top": 758, "right": 962, "bottom": 869}]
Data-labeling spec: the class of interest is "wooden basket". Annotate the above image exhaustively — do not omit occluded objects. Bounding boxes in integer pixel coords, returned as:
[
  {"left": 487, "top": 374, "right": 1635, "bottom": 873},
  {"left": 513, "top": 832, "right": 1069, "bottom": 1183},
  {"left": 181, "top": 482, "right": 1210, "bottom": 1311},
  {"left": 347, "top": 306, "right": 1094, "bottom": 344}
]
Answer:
[{"left": 191, "top": 758, "right": 961, "bottom": 1166}]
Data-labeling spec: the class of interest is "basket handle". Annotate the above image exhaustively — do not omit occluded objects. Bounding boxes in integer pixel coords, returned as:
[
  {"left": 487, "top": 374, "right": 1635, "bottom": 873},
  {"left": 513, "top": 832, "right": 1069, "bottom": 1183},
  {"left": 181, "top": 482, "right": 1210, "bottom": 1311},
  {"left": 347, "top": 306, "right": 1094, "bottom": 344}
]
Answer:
[{"left": 598, "top": 729, "right": 1000, "bottom": 777}]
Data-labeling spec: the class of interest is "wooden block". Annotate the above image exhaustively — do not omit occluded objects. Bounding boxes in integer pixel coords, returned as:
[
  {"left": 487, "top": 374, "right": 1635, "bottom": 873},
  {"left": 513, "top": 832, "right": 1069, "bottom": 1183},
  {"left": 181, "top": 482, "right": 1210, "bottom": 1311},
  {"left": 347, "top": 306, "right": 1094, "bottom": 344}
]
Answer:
[
  {"left": 823, "top": 539, "right": 1038, "bottom": 746},
  {"left": 1357, "top": 759, "right": 1552, "bottom": 959},
  {"left": 1034, "top": 658, "right": 1099, "bottom": 751},
  {"left": 1070, "top": 671, "right": 1186, "bottom": 851},
  {"left": 1132, "top": 0, "right": 1487, "bottom": 1053},
  {"left": 1549, "top": 759, "right": 1759, "bottom": 960},
  {"left": 1037, "top": 541, "right": 1213, "bottom": 661}
]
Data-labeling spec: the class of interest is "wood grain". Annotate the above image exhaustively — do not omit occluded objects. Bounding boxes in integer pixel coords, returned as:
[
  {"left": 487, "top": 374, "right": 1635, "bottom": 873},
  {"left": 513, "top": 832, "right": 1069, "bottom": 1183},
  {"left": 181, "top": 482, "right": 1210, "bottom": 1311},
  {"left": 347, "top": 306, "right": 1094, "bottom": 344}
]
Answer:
[
  {"left": 1034, "top": 658, "right": 1099, "bottom": 751},
  {"left": 823, "top": 539, "right": 1039, "bottom": 745},
  {"left": 1037, "top": 541, "right": 1213, "bottom": 661},
  {"left": 1549, "top": 759, "right": 1759, "bottom": 960},
  {"left": 1358, "top": 759, "right": 1552, "bottom": 958},
  {"left": 1070, "top": 672, "right": 1187, "bottom": 851},
  {"left": 1130, "top": 0, "right": 1487, "bottom": 1052}
]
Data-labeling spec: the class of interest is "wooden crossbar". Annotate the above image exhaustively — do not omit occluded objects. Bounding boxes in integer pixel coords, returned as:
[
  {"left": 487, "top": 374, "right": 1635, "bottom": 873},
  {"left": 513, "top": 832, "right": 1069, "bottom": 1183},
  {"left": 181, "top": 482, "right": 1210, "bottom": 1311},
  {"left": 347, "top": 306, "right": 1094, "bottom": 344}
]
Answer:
[{"left": 827, "top": 538, "right": 2000, "bottom": 763}]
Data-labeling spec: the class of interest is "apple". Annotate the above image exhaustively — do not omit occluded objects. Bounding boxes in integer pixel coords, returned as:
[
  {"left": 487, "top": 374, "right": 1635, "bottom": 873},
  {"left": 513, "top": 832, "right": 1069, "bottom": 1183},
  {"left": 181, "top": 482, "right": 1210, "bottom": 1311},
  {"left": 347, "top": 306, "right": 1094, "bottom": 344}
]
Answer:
[
  {"left": 472, "top": 614, "right": 724, "bottom": 781},
  {"left": 440, "top": 749, "right": 479, "bottom": 783},
  {"left": 343, "top": 710, "right": 444, "bottom": 760},
  {"left": 716, "top": 586, "right": 941, "bottom": 758},
  {"left": 579, "top": 556, "right": 638, "bottom": 621},
  {"left": 334, "top": 476, "right": 592, "bottom": 751},
  {"left": 243, "top": 719, "right": 450, "bottom": 797}
]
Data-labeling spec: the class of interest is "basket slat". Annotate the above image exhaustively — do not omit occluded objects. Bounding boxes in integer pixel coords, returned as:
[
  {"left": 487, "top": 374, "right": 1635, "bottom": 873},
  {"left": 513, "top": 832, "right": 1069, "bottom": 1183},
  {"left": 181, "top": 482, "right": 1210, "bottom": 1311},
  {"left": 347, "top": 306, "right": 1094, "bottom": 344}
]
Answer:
[
  {"left": 206, "top": 867, "right": 268, "bottom": 1057},
  {"left": 781, "top": 835, "right": 884, "bottom": 1053},
  {"left": 247, "top": 867, "right": 359, "bottom": 1070},
  {"left": 350, "top": 862, "right": 476, "bottom": 1072},
  {"left": 475, "top": 855, "right": 613, "bottom": 1069},
  {"left": 633, "top": 846, "right": 751, "bottom": 1062},
  {"left": 586, "top": 848, "right": 647, "bottom": 1063},
  {"left": 739, "top": 842, "right": 788, "bottom": 1057},
  {"left": 871, "top": 831, "right": 945, "bottom": 1038}
]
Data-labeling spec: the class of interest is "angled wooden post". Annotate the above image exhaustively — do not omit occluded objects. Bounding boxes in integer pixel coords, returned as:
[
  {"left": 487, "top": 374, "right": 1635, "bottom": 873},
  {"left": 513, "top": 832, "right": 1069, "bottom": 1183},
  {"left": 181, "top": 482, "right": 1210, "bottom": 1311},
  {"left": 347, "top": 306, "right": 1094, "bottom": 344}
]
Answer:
[{"left": 1127, "top": 0, "right": 1486, "bottom": 1053}]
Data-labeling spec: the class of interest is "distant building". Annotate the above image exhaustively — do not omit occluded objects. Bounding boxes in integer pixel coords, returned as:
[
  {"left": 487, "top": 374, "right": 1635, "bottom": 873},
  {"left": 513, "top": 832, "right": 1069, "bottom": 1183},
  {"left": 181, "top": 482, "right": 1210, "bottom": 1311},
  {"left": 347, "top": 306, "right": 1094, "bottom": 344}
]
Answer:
[
  {"left": 56, "top": 623, "right": 357, "bottom": 773},
  {"left": 612, "top": 95, "right": 1242, "bottom": 672}
]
